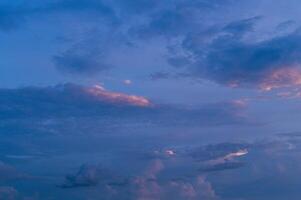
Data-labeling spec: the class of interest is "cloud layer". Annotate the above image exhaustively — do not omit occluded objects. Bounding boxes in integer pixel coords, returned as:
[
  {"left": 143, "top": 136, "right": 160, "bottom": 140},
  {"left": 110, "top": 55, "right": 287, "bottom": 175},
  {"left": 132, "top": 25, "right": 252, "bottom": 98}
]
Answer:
[{"left": 0, "top": 84, "right": 247, "bottom": 127}]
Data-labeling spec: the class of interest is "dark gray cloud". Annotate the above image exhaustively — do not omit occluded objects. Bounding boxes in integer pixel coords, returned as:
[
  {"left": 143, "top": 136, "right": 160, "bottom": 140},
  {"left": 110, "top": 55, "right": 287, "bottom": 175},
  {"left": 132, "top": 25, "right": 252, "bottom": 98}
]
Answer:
[
  {"left": 60, "top": 164, "right": 113, "bottom": 188},
  {"left": 169, "top": 17, "right": 301, "bottom": 89},
  {"left": 202, "top": 32, "right": 301, "bottom": 88}
]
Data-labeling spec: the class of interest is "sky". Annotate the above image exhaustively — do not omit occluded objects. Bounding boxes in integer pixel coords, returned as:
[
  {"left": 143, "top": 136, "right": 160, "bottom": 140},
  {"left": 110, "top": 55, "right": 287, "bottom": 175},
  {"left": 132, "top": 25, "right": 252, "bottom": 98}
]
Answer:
[{"left": 1, "top": 0, "right": 301, "bottom": 199}]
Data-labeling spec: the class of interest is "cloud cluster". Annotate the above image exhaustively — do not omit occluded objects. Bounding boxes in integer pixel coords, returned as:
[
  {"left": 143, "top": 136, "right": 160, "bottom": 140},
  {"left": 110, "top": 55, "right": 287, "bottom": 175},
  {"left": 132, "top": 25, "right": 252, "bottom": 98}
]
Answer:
[
  {"left": 0, "top": 0, "right": 233, "bottom": 75},
  {"left": 2, "top": 0, "right": 301, "bottom": 89},
  {"left": 45, "top": 136, "right": 301, "bottom": 199},
  {"left": 3, "top": 0, "right": 301, "bottom": 89},
  {"left": 57, "top": 140, "right": 273, "bottom": 199},
  {"left": 60, "top": 159, "right": 219, "bottom": 200}
]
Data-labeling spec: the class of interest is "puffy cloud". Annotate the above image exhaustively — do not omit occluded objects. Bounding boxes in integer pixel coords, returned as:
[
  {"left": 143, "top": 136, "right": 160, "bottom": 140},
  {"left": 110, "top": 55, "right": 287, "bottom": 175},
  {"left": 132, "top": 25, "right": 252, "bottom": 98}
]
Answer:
[
  {"left": 132, "top": 175, "right": 218, "bottom": 200},
  {"left": 110, "top": 160, "right": 218, "bottom": 200}
]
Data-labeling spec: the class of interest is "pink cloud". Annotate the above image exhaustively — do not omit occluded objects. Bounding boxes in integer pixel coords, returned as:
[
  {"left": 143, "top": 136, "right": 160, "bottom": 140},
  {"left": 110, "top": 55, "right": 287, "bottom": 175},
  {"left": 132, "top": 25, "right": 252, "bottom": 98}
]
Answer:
[
  {"left": 260, "top": 67, "right": 301, "bottom": 91},
  {"left": 85, "top": 85, "right": 151, "bottom": 107}
]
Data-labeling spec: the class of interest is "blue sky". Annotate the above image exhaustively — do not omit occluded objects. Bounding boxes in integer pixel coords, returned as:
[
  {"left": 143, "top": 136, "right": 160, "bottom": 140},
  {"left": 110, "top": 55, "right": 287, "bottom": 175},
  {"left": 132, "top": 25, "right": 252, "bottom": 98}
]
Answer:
[{"left": 1, "top": 0, "right": 301, "bottom": 199}]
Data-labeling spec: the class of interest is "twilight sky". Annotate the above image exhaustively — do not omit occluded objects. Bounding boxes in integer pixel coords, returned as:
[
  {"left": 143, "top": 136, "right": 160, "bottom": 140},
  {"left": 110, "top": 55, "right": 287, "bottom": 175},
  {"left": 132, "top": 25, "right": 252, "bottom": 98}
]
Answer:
[{"left": 1, "top": 0, "right": 301, "bottom": 199}]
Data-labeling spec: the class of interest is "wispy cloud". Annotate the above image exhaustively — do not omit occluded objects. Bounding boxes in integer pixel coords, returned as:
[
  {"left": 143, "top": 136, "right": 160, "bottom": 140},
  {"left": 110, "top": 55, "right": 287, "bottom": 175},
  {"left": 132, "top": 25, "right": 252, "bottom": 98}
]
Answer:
[{"left": 86, "top": 85, "right": 151, "bottom": 107}]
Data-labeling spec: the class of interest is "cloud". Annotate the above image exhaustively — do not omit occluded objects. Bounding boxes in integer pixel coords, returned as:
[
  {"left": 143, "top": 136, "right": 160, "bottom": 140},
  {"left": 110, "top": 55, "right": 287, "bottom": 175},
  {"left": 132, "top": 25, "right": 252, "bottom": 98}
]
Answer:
[
  {"left": 0, "top": 84, "right": 248, "bottom": 127},
  {"left": 169, "top": 17, "right": 301, "bottom": 90},
  {"left": 4, "top": 0, "right": 301, "bottom": 84},
  {"left": 0, "top": 0, "right": 117, "bottom": 31},
  {"left": 188, "top": 143, "right": 249, "bottom": 172},
  {"left": 107, "top": 160, "right": 218, "bottom": 200},
  {"left": 132, "top": 175, "right": 218, "bottom": 200},
  {"left": 0, "top": 0, "right": 237, "bottom": 76},
  {"left": 86, "top": 85, "right": 151, "bottom": 107},
  {"left": 133, "top": 160, "right": 218, "bottom": 199},
  {"left": 259, "top": 67, "right": 301, "bottom": 91},
  {"left": 0, "top": 0, "right": 121, "bottom": 74},
  {"left": 123, "top": 80, "right": 132, "bottom": 85},
  {"left": 53, "top": 50, "right": 110, "bottom": 75},
  {"left": 276, "top": 20, "right": 296, "bottom": 32},
  {"left": 60, "top": 164, "right": 112, "bottom": 188},
  {"left": 56, "top": 138, "right": 301, "bottom": 199},
  {"left": 128, "top": 0, "right": 234, "bottom": 39},
  {"left": 0, "top": 84, "right": 151, "bottom": 120},
  {"left": 222, "top": 16, "right": 262, "bottom": 38},
  {"left": 190, "top": 143, "right": 250, "bottom": 162},
  {"left": 144, "top": 149, "right": 177, "bottom": 160}
]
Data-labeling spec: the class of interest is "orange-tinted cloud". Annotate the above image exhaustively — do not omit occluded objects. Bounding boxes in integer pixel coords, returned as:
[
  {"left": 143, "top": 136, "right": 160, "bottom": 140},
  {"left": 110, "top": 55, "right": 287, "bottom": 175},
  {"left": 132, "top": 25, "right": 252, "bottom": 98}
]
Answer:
[{"left": 86, "top": 85, "right": 151, "bottom": 107}]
